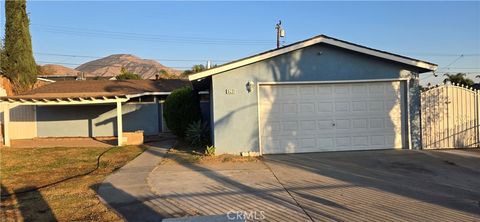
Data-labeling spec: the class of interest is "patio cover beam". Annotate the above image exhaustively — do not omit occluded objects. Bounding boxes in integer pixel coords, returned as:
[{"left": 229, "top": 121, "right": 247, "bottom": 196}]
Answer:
[{"left": 0, "top": 97, "right": 128, "bottom": 105}]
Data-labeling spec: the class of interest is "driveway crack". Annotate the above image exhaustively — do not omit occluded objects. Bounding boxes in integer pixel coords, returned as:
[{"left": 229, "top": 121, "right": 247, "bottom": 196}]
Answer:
[{"left": 262, "top": 160, "right": 315, "bottom": 222}]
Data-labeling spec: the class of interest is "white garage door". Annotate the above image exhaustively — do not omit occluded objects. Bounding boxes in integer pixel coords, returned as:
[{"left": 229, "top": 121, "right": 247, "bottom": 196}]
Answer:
[{"left": 259, "top": 81, "right": 405, "bottom": 154}]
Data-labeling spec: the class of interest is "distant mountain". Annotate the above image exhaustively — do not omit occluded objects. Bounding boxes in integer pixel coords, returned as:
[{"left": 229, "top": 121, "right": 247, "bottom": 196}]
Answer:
[
  {"left": 75, "top": 54, "right": 183, "bottom": 79},
  {"left": 40, "top": 64, "right": 79, "bottom": 76}
]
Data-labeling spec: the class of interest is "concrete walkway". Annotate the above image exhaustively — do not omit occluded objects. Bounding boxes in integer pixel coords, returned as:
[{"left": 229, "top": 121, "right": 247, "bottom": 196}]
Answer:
[{"left": 96, "top": 139, "right": 177, "bottom": 222}]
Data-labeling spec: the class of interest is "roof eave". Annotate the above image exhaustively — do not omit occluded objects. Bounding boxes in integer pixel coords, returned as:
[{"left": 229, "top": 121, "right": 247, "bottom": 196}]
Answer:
[{"left": 188, "top": 35, "right": 438, "bottom": 81}]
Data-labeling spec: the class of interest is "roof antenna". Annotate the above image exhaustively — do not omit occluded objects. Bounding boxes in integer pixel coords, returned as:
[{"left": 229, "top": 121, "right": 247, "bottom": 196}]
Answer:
[{"left": 275, "top": 20, "right": 285, "bottom": 48}]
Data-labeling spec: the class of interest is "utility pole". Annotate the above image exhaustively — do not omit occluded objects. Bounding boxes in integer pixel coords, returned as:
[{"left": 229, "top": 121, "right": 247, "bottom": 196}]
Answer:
[{"left": 275, "top": 20, "right": 285, "bottom": 48}]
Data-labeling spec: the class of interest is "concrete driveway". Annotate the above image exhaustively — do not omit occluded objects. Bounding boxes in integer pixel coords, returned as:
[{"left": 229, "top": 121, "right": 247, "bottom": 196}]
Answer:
[
  {"left": 146, "top": 149, "right": 480, "bottom": 221},
  {"left": 264, "top": 149, "right": 480, "bottom": 221}
]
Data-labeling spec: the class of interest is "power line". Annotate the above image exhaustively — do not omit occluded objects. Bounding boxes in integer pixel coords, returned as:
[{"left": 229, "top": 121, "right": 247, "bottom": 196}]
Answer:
[
  {"left": 396, "top": 52, "right": 480, "bottom": 57},
  {"left": 421, "top": 54, "right": 467, "bottom": 81},
  {"left": 31, "top": 24, "right": 275, "bottom": 45},
  {"left": 438, "top": 54, "right": 465, "bottom": 71},
  {"left": 32, "top": 24, "right": 273, "bottom": 42}
]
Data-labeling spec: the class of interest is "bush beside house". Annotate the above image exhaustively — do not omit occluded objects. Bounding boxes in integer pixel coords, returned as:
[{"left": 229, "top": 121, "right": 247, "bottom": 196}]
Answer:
[{"left": 163, "top": 87, "right": 202, "bottom": 137}]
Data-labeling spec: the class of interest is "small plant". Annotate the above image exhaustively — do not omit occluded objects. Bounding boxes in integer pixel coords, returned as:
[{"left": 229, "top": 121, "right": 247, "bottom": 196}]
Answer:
[
  {"left": 185, "top": 120, "right": 210, "bottom": 147},
  {"left": 205, "top": 145, "right": 215, "bottom": 156}
]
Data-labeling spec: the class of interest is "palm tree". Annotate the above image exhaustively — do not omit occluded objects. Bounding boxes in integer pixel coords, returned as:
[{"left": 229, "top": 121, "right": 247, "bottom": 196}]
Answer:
[{"left": 443, "top": 73, "right": 474, "bottom": 87}]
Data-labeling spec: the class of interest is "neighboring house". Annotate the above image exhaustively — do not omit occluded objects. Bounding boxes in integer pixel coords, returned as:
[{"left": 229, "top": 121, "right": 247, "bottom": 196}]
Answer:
[
  {"left": 189, "top": 35, "right": 438, "bottom": 155},
  {"left": 37, "top": 75, "right": 114, "bottom": 81},
  {"left": 0, "top": 79, "right": 205, "bottom": 146}
]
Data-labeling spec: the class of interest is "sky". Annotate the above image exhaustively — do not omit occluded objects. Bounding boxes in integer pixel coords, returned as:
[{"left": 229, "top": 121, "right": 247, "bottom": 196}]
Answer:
[{"left": 0, "top": 1, "right": 479, "bottom": 85}]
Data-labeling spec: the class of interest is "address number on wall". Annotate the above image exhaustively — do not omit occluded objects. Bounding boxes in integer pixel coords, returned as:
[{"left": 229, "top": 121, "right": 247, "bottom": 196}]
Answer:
[{"left": 225, "top": 89, "right": 236, "bottom": 94}]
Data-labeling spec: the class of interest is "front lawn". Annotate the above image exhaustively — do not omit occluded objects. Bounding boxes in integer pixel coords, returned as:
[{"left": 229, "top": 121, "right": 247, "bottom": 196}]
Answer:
[{"left": 0, "top": 145, "right": 146, "bottom": 221}]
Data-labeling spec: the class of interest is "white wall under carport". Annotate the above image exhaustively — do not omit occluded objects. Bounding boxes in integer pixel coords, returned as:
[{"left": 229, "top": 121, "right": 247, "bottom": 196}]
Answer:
[{"left": 0, "top": 104, "right": 37, "bottom": 140}]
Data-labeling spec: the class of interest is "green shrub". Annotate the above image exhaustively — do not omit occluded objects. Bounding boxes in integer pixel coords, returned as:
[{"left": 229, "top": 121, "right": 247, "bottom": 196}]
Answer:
[
  {"left": 185, "top": 120, "right": 210, "bottom": 147},
  {"left": 116, "top": 67, "right": 141, "bottom": 80},
  {"left": 116, "top": 72, "right": 141, "bottom": 80},
  {"left": 163, "top": 87, "right": 202, "bottom": 137},
  {"left": 205, "top": 145, "right": 215, "bottom": 156}
]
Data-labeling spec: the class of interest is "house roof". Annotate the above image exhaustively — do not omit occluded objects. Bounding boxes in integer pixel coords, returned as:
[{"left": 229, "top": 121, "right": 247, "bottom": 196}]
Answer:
[
  {"left": 189, "top": 34, "right": 438, "bottom": 81},
  {"left": 0, "top": 79, "right": 189, "bottom": 104}
]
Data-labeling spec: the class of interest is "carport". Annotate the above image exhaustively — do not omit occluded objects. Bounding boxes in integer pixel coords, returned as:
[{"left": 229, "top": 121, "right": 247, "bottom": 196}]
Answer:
[
  {"left": 1, "top": 95, "right": 129, "bottom": 146},
  {"left": 0, "top": 79, "right": 191, "bottom": 147}
]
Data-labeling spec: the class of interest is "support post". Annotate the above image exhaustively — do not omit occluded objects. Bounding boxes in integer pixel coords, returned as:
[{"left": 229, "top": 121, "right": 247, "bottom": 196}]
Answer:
[
  {"left": 409, "top": 75, "right": 422, "bottom": 150},
  {"left": 3, "top": 104, "right": 10, "bottom": 146},
  {"left": 116, "top": 101, "right": 123, "bottom": 146}
]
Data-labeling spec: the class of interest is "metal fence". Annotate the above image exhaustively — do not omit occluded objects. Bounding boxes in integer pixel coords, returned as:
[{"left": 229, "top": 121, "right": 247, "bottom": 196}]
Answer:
[{"left": 421, "top": 83, "right": 479, "bottom": 149}]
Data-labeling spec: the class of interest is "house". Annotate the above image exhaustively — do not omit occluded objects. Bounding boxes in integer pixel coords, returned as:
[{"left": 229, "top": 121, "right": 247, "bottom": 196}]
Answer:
[
  {"left": 189, "top": 35, "right": 438, "bottom": 155},
  {"left": 0, "top": 79, "right": 204, "bottom": 146}
]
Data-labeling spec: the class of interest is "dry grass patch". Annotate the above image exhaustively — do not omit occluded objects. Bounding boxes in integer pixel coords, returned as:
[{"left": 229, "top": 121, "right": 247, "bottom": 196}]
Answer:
[
  {"left": 161, "top": 140, "right": 260, "bottom": 165},
  {"left": 1, "top": 145, "right": 146, "bottom": 222}
]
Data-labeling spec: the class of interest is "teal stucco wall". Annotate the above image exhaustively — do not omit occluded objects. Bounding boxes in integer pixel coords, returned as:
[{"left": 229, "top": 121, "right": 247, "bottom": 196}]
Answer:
[
  {"left": 36, "top": 103, "right": 160, "bottom": 137},
  {"left": 210, "top": 43, "right": 424, "bottom": 154}
]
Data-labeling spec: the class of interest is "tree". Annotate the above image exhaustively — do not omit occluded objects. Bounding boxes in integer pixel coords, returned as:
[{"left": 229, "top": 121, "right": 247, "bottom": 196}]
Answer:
[
  {"left": 3, "top": 0, "right": 37, "bottom": 91},
  {"left": 116, "top": 67, "right": 141, "bottom": 80},
  {"left": 0, "top": 41, "right": 5, "bottom": 75},
  {"left": 443, "top": 73, "right": 474, "bottom": 87},
  {"left": 158, "top": 69, "right": 168, "bottom": 76},
  {"left": 182, "top": 64, "right": 212, "bottom": 76}
]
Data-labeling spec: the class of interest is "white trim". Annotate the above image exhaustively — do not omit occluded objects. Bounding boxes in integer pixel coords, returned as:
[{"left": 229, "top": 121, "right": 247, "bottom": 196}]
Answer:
[
  {"left": 258, "top": 78, "right": 409, "bottom": 85},
  {"left": 125, "top": 92, "right": 171, "bottom": 98},
  {"left": 256, "top": 82, "right": 263, "bottom": 155},
  {"left": 126, "top": 91, "right": 209, "bottom": 98},
  {"left": 189, "top": 35, "right": 437, "bottom": 81},
  {"left": 37, "top": 77, "right": 56, "bottom": 83},
  {"left": 321, "top": 38, "right": 437, "bottom": 71},
  {"left": 0, "top": 98, "right": 128, "bottom": 105},
  {"left": 0, "top": 91, "right": 209, "bottom": 106},
  {"left": 189, "top": 37, "right": 325, "bottom": 81}
]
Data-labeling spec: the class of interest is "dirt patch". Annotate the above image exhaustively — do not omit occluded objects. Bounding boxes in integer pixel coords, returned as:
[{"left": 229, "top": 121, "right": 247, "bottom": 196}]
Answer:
[{"left": 160, "top": 140, "right": 260, "bottom": 165}]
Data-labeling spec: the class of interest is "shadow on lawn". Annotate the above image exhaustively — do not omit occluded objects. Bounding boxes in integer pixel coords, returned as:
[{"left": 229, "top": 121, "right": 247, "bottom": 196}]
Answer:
[{"left": 1, "top": 185, "right": 56, "bottom": 221}]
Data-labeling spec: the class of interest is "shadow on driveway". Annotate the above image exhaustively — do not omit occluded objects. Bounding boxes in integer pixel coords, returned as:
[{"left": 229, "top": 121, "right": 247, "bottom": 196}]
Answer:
[{"left": 264, "top": 149, "right": 480, "bottom": 221}]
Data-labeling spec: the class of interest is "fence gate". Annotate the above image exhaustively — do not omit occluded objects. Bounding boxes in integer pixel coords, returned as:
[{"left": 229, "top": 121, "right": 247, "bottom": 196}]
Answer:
[{"left": 421, "top": 84, "right": 479, "bottom": 149}]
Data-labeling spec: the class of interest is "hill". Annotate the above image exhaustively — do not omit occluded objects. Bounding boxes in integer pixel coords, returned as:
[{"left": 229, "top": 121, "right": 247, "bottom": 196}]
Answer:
[
  {"left": 75, "top": 54, "right": 183, "bottom": 79},
  {"left": 40, "top": 64, "right": 79, "bottom": 76}
]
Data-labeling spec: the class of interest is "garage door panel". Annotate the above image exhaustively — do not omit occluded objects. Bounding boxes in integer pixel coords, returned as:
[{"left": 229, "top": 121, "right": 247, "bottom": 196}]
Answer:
[
  {"left": 316, "top": 85, "right": 333, "bottom": 96},
  {"left": 299, "top": 85, "right": 316, "bottom": 96},
  {"left": 334, "top": 102, "right": 350, "bottom": 112},
  {"left": 299, "top": 103, "right": 316, "bottom": 113},
  {"left": 317, "top": 103, "right": 334, "bottom": 112},
  {"left": 259, "top": 81, "right": 405, "bottom": 154}
]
